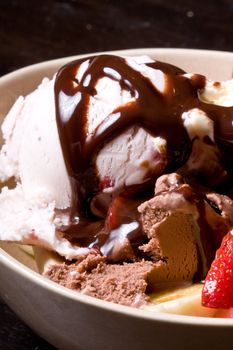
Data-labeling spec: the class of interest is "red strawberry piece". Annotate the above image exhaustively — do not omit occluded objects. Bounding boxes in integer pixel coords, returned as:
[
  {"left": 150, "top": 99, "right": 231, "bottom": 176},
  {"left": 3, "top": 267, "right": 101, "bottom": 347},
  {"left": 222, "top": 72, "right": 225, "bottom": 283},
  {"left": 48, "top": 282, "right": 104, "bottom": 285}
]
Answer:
[
  {"left": 202, "top": 232, "right": 233, "bottom": 309},
  {"left": 106, "top": 195, "right": 125, "bottom": 230},
  {"left": 105, "top": 193, "right": 142, "bottom": 232},
  {"left": 100, "top": 176, "right": 115, "bottom": 190}
]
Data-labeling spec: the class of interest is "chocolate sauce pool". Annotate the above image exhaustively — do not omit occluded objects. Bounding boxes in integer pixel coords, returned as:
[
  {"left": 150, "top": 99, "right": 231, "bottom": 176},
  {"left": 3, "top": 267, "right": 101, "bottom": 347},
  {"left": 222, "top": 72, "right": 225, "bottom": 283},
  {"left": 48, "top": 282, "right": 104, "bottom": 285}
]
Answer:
[{"left": 54, "top": 55, "right": 233, "bottom": 273}]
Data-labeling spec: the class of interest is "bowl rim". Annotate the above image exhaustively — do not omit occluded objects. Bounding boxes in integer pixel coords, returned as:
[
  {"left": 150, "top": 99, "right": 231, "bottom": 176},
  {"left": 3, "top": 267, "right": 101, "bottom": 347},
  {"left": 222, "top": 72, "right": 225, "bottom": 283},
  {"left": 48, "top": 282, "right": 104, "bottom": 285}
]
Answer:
[
  {"left": 1, "top": 47, "right": 233, "bottom": 83},
  {"left": 0, "top": 47, "right": 233, "bottom": 327}
]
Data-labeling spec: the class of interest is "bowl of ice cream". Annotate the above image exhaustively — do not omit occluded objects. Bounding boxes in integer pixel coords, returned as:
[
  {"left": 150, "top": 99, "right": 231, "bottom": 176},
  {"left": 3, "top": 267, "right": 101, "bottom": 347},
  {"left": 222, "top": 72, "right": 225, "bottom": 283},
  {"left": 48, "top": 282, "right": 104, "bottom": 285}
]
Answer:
[{"left": 0, "top": 48, "right": 233, "bottom": 350}]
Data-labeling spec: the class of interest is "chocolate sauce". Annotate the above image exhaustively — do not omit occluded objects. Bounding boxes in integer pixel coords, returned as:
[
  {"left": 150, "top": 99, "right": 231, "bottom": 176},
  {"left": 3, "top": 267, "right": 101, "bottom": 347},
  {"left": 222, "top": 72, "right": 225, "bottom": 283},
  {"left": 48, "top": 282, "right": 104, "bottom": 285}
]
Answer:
[{"left": 54, "top": 55, "right": 233, "bottom": 272}]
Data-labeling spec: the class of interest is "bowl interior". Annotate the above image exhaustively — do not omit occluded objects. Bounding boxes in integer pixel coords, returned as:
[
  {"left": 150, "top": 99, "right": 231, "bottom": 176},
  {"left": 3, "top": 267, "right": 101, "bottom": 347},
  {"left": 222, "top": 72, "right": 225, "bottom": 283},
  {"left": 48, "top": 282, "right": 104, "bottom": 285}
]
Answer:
[{"left": 0, "top": 48, "right": 233, "bottom": 325}]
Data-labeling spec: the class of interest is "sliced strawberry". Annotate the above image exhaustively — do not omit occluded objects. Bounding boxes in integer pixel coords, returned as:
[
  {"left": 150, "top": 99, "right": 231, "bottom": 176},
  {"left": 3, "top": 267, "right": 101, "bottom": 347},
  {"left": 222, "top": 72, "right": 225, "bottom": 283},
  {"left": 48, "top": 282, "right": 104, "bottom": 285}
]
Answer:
[
  {"left": 106, "top": 195, "right": 125, "bottom": 230},
  {"left": 202, "top": 232, "right": 233, "bottom": 309},
  {"left": 105, "top": 193, "right": 142, "bottom": 232},
  {"left": 100, "top": 176, "right": 115, "bottom": 190}
]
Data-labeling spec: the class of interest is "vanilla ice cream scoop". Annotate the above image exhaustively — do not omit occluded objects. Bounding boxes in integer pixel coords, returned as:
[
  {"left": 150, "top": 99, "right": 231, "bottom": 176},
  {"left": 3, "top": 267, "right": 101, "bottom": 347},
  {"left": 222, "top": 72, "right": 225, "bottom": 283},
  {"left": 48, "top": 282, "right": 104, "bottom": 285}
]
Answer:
[
  {"left": 0, "top": 77, "right": 72, "bottom": 209},
  {"left": 0, "top": 78, "right": 86, "bottom": 258}
]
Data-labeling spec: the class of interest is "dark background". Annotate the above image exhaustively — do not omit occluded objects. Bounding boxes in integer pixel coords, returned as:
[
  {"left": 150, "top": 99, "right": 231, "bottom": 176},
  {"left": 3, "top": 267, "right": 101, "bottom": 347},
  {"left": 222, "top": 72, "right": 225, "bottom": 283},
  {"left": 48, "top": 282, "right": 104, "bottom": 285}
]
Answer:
[{"left": 0, "top": 0, "right": 232, "bottom": 349}]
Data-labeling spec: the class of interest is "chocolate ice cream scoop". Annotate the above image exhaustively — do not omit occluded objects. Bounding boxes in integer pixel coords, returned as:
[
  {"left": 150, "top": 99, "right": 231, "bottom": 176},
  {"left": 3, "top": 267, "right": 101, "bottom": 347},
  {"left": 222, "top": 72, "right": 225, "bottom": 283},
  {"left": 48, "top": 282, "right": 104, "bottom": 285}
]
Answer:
[
  {"left": 44, "top": 172, "right": 233, "bottom": 307},
  {"left": 138, "top": 174, "right": 233, "bottom": 282},
  {"left": 45, "top": 250, "right": 157, "bottom": 307}
]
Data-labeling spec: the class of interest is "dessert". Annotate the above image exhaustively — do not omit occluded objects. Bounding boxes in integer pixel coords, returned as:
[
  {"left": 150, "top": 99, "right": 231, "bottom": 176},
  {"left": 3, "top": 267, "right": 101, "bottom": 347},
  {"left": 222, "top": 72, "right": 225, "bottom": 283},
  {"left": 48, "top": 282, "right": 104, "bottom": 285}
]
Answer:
[{"left": 0, "top": 54, "right": 233, "bottom": 315}]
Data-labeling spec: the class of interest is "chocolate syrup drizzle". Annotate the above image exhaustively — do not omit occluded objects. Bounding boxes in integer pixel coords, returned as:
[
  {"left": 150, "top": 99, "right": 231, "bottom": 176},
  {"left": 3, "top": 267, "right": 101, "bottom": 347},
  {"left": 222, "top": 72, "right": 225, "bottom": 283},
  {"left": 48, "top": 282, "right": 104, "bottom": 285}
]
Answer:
[{"left": 54, "top": 55, "right": 233, "bottom": 275}]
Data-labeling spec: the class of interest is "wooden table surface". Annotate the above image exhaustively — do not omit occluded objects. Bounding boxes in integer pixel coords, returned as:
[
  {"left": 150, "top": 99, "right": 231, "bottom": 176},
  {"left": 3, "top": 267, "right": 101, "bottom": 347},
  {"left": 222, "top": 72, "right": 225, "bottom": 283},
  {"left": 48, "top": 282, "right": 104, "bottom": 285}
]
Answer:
[{"left": 0, "top": 0, "right": 232, "bottom": 349}]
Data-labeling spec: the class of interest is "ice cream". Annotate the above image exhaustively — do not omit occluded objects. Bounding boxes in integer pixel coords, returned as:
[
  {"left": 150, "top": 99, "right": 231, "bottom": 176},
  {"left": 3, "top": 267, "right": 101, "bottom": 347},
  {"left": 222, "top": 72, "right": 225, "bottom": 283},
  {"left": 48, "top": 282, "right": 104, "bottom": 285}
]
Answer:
[{"left": 0, "top": 54, "right": 233, "bottom": 311}]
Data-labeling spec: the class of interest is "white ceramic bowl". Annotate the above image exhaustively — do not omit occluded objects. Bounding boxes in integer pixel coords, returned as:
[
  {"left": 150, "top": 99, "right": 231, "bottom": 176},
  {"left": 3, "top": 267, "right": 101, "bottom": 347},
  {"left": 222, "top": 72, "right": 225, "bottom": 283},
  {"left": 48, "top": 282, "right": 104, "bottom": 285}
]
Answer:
[{"left": 0, "top": 49, "right": 233, "bottom": 350}]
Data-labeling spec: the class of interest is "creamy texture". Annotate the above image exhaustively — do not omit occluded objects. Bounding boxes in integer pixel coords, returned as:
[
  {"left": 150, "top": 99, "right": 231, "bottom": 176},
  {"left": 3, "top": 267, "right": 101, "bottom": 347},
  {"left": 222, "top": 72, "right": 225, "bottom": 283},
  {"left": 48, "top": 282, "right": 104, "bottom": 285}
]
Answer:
[
  {"left": 72, "top": 57, "right": 164, "bottom": 192},
  {"left": 199, "top": 80, "right": 233, "bottom": 107},
  {"left": 0, "top": 78, "right": 72, "bottom": 209},
  {"left": 0, "top": 78, "right": 87, "bottom": 259}
]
